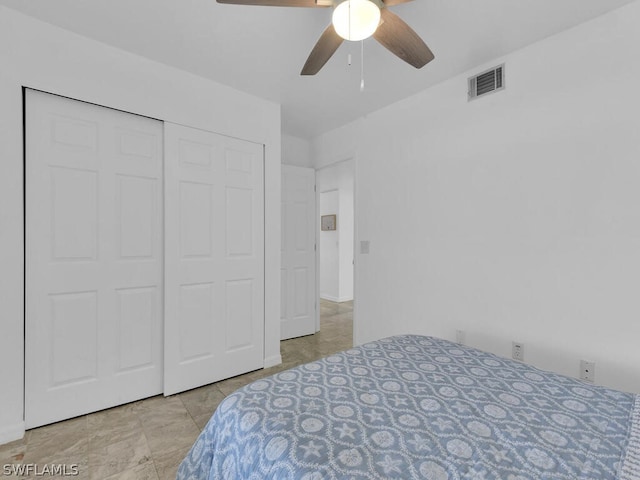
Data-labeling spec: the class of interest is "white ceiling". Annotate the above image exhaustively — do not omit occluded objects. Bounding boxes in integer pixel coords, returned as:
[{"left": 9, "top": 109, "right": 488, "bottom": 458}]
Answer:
[{"left": 1, "top": 0, "right": 635, "bottom": 138}]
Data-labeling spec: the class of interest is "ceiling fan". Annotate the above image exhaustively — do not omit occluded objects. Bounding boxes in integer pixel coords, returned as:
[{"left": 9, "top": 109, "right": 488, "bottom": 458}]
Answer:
[{"left": 216, "top": 0, "right": 434, "bottom": 75}]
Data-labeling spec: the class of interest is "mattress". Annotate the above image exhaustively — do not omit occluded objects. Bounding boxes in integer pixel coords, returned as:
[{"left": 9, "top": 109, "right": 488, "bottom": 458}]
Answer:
[{"left": 177, "top": 335, "right": 640, "bottom": 479}]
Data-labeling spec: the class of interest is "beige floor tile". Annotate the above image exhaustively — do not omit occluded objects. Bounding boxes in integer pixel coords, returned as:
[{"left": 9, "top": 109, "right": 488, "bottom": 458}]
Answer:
[
  {"left": 192, "top": 413, "right": 214, "bottom": 430},
  {"left": 28, "top": 416, "right": 87, "bottom": 448},
  {"left": 87, "top": 402, "right": 140, "bottom": 430},
  {"left": 5, "top": 300, "right": 353, "bottom": 478},
  {"left": 320, "top": 298, "right": 353, "bottom": 316},
  {"left": 137, "top": 397, "right": 191, "bottom": 432},
  {"left": 135, "top": 396, "right": 186, "bottom": 421},
  {"left": 153, "top": 445, "right": 192, "bottom": 480},
  {"left": 88, "top": 418, "right": 145, "bottom": 453},
  {"left": 103, "top": 460, "right": 159, "bottom": 480},
  {"left": 87, "top": 431, "right": 152, "bottom": 480},
  {"left": 143, "top": 418, "right": 200, "bottom": 459},
  {"left": 215, "top": 370, "right": 265, "bottom": 396},
  {"left": 23, "top": 433, "right": 88, "bottom": 466},
  {"left": 0, "top": 437, "right": 28, "bottom": 464},
  {"left": 178, "top": 383, "right": 226, "bottom": 421}
]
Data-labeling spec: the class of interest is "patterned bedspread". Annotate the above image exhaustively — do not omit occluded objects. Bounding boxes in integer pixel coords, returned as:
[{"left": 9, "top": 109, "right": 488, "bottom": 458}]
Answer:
[{"left": 177, "top": 335, "right": 640, "bottom": 479}]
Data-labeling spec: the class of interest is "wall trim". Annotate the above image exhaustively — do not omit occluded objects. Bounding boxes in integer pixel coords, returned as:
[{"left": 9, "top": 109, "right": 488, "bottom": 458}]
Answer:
[
  {"left": 320, "top": 294, "right": 340, "bottom": 302},
  {"left": 0, "top": 422, "right": 25, "bottom": 446},
  {"left": 263, "top": 354, "right": 282, "bottom": 369}
]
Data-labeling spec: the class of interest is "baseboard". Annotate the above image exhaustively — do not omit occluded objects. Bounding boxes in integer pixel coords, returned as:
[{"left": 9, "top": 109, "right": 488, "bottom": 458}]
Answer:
[
  {"left": 0, "top": 421, "right": 25, "bottom": 446},
  {"left": 321, "top": 295, "right": 353, "bottom": 303},
  {"left": 337, "top": 296, "right": 353, "bottom": 303},
  {"left": 320, "top": 294, "right": 340, "bottom": 302},
  {"left": 263, "top": 354, "right": 282, "bottom": 369}
]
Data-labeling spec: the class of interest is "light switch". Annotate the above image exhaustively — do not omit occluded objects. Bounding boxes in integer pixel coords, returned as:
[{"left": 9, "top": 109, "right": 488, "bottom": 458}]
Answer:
[{"left": 360, "top": 240, "right": 370, "bottom": 254}]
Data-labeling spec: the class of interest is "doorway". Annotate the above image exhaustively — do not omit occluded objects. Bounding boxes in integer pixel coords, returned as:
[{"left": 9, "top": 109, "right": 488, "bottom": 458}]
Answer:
[{"left": 317, "top": 159, "right": 355, "bottom": 330}]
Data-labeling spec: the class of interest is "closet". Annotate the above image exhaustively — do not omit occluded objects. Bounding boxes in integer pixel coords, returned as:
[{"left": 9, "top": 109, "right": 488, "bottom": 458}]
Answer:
[{"left": 25, "top": 89, "right": 264, "bottom": 428}]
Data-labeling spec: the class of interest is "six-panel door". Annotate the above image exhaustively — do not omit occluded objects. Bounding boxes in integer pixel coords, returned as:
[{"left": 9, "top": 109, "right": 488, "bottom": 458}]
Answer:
[
  {"left": 281, "top": 165, "right": 317, "bottom": 340},
  {"left": 163, "top": 123, "right": 265, "bottom": 395},
  {"left": 25, "top": 90, "right": 164, "bottom": 428}
]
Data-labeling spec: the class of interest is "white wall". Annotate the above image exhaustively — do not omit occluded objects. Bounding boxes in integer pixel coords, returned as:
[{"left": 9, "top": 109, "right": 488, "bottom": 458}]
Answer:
[
  {"left": 320, "top": 190, "right": 340, "bottom": 301},
  {"left": 282, "top": 134, "right": 312, "bottom": 167},
  {"left": 316, "top": 1, "right": 640, "bottom": 394},
  {"left": 0, "top": 6, "right": 281, "bottom": 444},
  {"left": 312, "top": 120, "right": 361, "bottom": 169}
]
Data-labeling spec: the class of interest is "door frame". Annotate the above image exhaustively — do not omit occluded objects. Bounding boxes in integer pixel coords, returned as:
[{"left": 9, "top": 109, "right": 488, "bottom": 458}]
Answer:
[{"left": 314, "top": 157, "right": 356, "bottom": 335}]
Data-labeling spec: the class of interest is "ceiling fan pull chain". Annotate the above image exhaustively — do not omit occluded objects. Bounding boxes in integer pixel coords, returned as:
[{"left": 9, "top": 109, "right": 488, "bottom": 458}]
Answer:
[
  {"left": 360, "top": 39, "right": 365, "bottom": 91},
  {"left": 348, "top": 0, "right": 352, "bottom": 41}
]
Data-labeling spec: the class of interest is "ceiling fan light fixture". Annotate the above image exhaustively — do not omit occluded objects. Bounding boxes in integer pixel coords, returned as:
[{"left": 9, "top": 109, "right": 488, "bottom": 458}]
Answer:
[{"left": 332, "top": 0, "right": 381, "bottom": 41}]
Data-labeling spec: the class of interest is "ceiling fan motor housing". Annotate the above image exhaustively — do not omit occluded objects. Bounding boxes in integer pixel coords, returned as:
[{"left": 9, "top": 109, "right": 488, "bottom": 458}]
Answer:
[{"left": 332, "top": 0, "right": 382, "bottom": 41}]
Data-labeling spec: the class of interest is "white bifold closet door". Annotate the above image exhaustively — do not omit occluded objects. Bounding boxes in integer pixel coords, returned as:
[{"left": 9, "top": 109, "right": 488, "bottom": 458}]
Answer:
[
  {"left": 163, "top": 123, "right": 264, "bottom": 395},
  {"left": 25, "top": 90, "right": 164, "bottom": 428},
  {"left": 280, "top": 165, "right": 316, "bottom": 340}
]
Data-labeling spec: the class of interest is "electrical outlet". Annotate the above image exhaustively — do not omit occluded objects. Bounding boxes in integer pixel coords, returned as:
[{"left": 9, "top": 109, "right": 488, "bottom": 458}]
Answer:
[
  {"left": 580, "top": 360, "right": 595, "bottom": 383},
  {"left": 512, "top": 342, "right": 524, "bottom": 362},
  {"left": 455, "top": 329, "right": 465, "bottom": 345}
]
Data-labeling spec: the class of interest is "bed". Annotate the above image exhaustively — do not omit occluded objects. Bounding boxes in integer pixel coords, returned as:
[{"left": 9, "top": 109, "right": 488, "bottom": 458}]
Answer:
[{"left": 177, "top": 335, "right": 640, "bottom": 479}]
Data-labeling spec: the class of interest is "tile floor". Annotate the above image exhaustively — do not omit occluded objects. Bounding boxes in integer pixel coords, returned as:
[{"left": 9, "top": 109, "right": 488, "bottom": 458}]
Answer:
[{"left": 0, "top": 300, "right": 353, "bottom": 480}]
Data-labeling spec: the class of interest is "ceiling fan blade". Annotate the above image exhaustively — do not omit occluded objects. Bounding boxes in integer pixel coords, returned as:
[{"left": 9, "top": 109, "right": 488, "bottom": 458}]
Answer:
[
  {"left": 381, "top": 0, "right": 414, "bottom": 6},
  {"left": 301, "top": 24, "right": 344, "bottom": 75},
  {"left": 373, "top": 8, "right": 434, "bottom": 69},
  {"left": 217, "top": 0, "right": 329, "bottom": 7}
]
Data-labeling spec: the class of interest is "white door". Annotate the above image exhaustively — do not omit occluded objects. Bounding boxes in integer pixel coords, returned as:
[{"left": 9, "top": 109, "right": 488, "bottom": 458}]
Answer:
[
  {"left": 281, "top": 165, "right": 317, "bottom": 340},
  {"left": 25, "top": 90, "right": 163, "bottom": 428},
  {"left": 164, "top": 123, "right": 264, "bottom": 395}
]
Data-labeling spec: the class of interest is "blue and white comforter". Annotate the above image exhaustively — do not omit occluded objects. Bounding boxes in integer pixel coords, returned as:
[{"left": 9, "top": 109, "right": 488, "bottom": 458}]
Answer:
[{"left": 178, "top": 335, "right": 640, "bottom": 479}]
